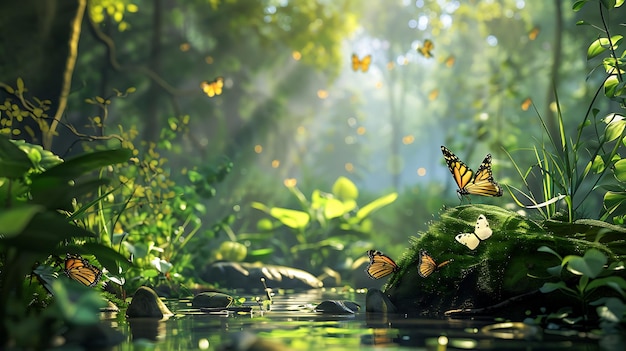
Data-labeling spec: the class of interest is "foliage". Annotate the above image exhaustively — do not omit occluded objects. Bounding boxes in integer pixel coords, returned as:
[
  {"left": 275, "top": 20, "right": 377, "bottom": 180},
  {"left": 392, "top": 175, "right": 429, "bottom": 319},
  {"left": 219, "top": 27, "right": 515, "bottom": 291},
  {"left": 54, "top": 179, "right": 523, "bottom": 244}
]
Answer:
[
  {"left": 249, "top": 176, "right": 397, "bottom": 275},
  {"left": 0, "top": 133, "right": 131, "bottom": 347},
  {"left": 537, "top": 245, "right": 626, "bottom": 329},
  {"left": 76, "top": 93, "right": 233, "bottom": 296},
  {"left": 506, "top": 0, "right": 626, "bottom": 222}
]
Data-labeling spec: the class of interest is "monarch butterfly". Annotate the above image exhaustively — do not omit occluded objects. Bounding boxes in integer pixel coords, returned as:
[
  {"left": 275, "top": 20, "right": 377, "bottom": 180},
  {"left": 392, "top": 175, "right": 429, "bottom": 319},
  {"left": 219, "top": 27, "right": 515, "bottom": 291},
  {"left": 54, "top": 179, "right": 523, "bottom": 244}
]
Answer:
[
  {"left": 351, "top": 54, "right": 372, "bottom": 72},
  {"left": 64, "top": 254, "right": 102, "bottom": 287},
  {"left": 417, "top": 39, "right": 434, "bottom": 58},
  {"left": 441, "top": 145, "right": 503, "bottom": 198},
  {"left": 201, "top": 77, "right": 224, "bottom": 97},
  {"left": 528, "top": 26, "right": 540, "bottom": 41},
  {"left": 417, "top": 250, "right": 452, "bottom": 278},
  {"left": 365, "top": 250, "right": 399, "bottom": 279},
  {"left": 455, "top": 214, "right": 493, "bottom": 250}
]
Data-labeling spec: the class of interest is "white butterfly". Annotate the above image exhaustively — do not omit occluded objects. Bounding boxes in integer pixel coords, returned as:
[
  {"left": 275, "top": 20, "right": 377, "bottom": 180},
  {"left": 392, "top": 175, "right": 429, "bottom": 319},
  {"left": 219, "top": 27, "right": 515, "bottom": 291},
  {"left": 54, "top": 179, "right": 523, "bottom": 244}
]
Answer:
[{"left": 455, "top": 214, "right": 492, "bottom": 250}]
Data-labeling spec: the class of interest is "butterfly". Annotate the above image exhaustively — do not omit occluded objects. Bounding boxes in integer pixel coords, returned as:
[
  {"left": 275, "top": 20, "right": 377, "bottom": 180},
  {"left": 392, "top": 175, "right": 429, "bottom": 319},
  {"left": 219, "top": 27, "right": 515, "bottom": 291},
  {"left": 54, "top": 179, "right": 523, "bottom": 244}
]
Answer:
[
  {"left": 201, "top": 77, "right": 224, "bottom": 97},
  {"left": 455, "top": 214, "right": 493, "bottom": 250},
  {"left": 417, "top": 39, "right": 434, "bottom": 58},
  {"left": 440, "top": 145, "right": 503, "bottom": 198},
  {"left": 365, "top": 250, "right": 399, "bottom": 279},
  {"left": 417, "top": 250, "right": 452, "bottom": 278},
  {"left": 351, "top": 54, "right": 372, "bottom": 72},
  {"left": 64, "top": 254, "right": 102, "bottom": 287}
]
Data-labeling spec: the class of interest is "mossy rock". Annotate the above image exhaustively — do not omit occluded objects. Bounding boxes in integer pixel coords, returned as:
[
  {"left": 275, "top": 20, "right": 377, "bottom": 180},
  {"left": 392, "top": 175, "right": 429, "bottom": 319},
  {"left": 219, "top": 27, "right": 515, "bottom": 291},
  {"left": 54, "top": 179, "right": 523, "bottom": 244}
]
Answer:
[{"left": 383, "top": 204, "right": 624, "bottom": 319}]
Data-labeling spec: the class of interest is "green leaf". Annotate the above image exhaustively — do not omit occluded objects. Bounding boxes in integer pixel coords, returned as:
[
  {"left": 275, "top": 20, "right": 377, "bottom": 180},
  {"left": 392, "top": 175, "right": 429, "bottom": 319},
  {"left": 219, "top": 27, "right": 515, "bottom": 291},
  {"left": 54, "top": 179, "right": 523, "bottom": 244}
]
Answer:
[
  {"left": 588, "top": 35, "right": 623, "bottom": 59},
  {"left": 540, "top": 281, "right": 568, "bottom": 293},
  {"left": 34, "top": 148, "right": 132, "bottom": 181},
  {"left": 356, "top": 192, "right": 398, "bottom": 220},
  {"left": 604, "top": 191, "right": 626, "bottom": 216},
  {"left": 324, "top": 197, "right": 347, "bottom": 219},
  {"left": 332, "top": 176, "right": 359, "bottom": 201},
  {"left": 268, "top": 207, "right": 310, "bottom": 229},
  {"left": 565, "top": 249, "right": 607, "bottom": 278},
  {"left": 605, "top": 117, "right": 626, "bottom": 141},
  {"left": 537, "top": 245, "right": 563, "bottom": 260},
  {"left": 614, "top": 159, "right": 626, "bottom": 182},
  {"left": 0, "top": 205, "right": 44, "bottom": 238},
  {"left": 587, "top": 276, "right": 626, "bottom": 297},
  {"left": 572, "top": 0, "right": 588, "bottom": 11},
  {"left": 0, "top": 135, "right": 34, "bottom": 178}
]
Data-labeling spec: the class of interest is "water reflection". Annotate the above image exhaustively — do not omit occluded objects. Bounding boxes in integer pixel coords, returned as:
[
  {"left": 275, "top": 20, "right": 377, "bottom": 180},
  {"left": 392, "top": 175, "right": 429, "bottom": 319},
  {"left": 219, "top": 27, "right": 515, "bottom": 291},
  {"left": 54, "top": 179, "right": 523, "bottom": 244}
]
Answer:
[{"left": 105, "top": 289, "right": 616, "bottom": 350}]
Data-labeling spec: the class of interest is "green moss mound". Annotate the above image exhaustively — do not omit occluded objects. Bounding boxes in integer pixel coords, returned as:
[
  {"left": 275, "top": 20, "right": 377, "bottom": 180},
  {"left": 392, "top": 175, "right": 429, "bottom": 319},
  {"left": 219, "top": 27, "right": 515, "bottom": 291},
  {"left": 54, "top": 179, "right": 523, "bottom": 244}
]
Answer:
[{"left": 384, "top": 204, "right": 623, "bottom": 318}]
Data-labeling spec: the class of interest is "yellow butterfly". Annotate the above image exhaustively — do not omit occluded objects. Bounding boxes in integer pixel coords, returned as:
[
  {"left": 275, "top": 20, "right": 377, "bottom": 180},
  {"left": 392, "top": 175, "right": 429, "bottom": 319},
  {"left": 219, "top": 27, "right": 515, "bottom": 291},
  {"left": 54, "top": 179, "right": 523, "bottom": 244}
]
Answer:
[
  {"left": 440, "top": 145, "right": 503, "bottom": 198},
  {"left": 417, "top": 250, "right": 452, "bottom": 278},
  {"left": 64, "top": 254, "right": 102, "bottom": 287},
  {"left": 365, "top": 250, "right": 399, "bottom": 279},
  {"left": 455, "top": 214, "right": 493, "bottom": 250},
  {"left": 352, "top": 54, "right": 372, "bottom": 72},
  {"left": 417, "top": 39, "right": 434, "bottom": 58},
  {"left": 201, "top": 77, "right": 224, "bottom": 97}
]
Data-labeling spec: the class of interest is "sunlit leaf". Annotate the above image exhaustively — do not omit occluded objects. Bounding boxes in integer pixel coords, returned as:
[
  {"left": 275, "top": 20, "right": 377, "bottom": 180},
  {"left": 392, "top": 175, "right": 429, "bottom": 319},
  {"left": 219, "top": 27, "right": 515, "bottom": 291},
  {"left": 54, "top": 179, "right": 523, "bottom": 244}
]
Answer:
[
  {"left": 269, "top": 207, "right": 310, "bottom": 229},
  {"left": 356, "top": 192, "right": 398, "bottom": 220},
  {"left": 587, "top": 35, "right": 623, "bottom": 59},
  {"left": 614, "top": 159, "right": 626, "bottom": 182},
  {"left": 605, "top": 116, "right": 626, "bottom": 141},
  {"left": 332, "top": 176, "right": 358, "bottom": 201},
  {"left": 538, "top": 245, "right": 563, "bottom": 260}
]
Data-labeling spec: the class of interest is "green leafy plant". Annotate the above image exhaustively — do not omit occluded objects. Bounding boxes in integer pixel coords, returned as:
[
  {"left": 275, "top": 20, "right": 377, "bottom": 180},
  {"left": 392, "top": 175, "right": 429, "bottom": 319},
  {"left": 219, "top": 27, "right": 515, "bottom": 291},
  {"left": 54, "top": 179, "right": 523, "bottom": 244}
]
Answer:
[
  {"left": 507, "top": 0, "right": 626, "bottom": 222},
  {"left": 0, "top": 134, "right": 131, "bottom": 347},
  {"left": 250, "top": 176, "right": 397, "bottom": 274},
  {"left": 537, "top": 245, "right": 626, "bottom": 326}
]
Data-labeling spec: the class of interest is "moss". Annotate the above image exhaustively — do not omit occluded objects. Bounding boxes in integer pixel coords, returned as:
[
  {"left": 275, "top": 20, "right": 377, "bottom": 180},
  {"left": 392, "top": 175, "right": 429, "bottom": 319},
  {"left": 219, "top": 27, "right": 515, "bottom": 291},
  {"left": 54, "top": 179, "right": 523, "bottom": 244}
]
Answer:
[{"left": 383, "top": 204, "right": 624, "bottom": 318}]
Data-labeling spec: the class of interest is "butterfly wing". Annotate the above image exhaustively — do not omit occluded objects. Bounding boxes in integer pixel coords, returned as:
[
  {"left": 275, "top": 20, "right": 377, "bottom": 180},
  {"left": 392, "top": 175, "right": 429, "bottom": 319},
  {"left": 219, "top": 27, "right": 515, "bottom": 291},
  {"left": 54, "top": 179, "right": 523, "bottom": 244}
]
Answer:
[
  {"left": 455, "top": 233, "right": 480, "bottom": 250},
  {"left": 360, "top": 55, "right": 372, "bottom": 72},
  {"left": 418, "top": 39, "right": 434, "bottom": 58},
  {"left": 65, "top": 254, "right": 102, "bottom": 287},
  {"left": 417, "top": 250, "right": 436, "bottom": 278},
  {"left": 441, "top": 145, "right": 474, "bottom": 194},
  {"left": 201, "top": 77, "right": 224, "bottom": 97},
  {"left": 474, "top": 214, "right": 493, "bottom": 240},
  {"left": 461, "top": 154, "right": 503, "bottom": 197},
  {"left": 365, "top": 250, "right": 398, "bottom": 279}
]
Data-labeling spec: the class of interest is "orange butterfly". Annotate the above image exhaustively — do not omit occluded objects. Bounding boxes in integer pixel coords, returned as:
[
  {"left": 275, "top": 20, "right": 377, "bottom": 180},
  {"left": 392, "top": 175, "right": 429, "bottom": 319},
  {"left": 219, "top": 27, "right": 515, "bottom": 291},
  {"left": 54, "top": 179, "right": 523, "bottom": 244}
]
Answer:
[
  {"left": 365, "top": 250, "right": 399, "bottom": 279},
  {"left": 521, "top": 97, "right": 532, "bottom": 111},
  {"left": 417, "top": 250, "right": 452, "bottom": 278},
  {"left": 352, "top": 54, "right": 372, "bottom": 72},
  {"left": 444, "top": 55, "right": 455, "bottom": 67},
  {"left": 417, "top": 39, "right": 434, "bottom": 58},
  {"left": 201, "top": 77, "right": 224, "bottom": 97},
  {"left": 64, "top": 254, "right": 102, "bottom": 287},
  {"left": 441, "top": 145, "right": 503, "bottom": 198}
]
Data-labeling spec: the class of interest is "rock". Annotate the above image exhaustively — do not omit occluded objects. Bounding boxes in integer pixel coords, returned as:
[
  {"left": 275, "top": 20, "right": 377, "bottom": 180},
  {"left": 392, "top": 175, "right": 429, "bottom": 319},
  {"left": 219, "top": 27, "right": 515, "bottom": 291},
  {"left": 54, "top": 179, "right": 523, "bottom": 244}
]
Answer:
[
  {"left": 381, "top": 204, "right": 624, "bottom": 319},
  {"left": 314, "top": 300, "right": 360, "bottom": 314},
  {"left": 365, "top": 289, "right": 398, "bottom": 313},
  {"left": 126, "top": 286, "right": 174, "bottom": 319},
  {"left": 192, "top": 292, "right": 234, "bottom": 308},
  {"left": 202, "top": 262, "right": 323, "bottom": 290},
  {"left": 218, "top": 331, "right": 293, "bottom": 351}
]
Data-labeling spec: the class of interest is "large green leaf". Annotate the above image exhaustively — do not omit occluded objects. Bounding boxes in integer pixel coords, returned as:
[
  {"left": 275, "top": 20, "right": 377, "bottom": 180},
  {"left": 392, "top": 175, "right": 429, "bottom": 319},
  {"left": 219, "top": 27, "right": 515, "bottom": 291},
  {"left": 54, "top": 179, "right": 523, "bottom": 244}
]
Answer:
[
  {"left": 3, "top": 212, "right": 96, "bottom": 251},
  {"left": 614, "top": 159, "right": 626, "bottom": 182},
  {"left": 0, "top": 205, "right": 44, "bottom": 238},
  {"left": 33, "top": 148, "right": 131, "bottom": 181},
  {"left": 30, "top": 177, "right": 111, "bottom": 211},
  {"left": 356, "top": 192, "right": 398, "bottom": 220},
  {"left": 604, "top": 191, "right": 626, "bottom": 216},
  {"left": 0, "top": 135, "right": 34, "bottom": 178}
]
